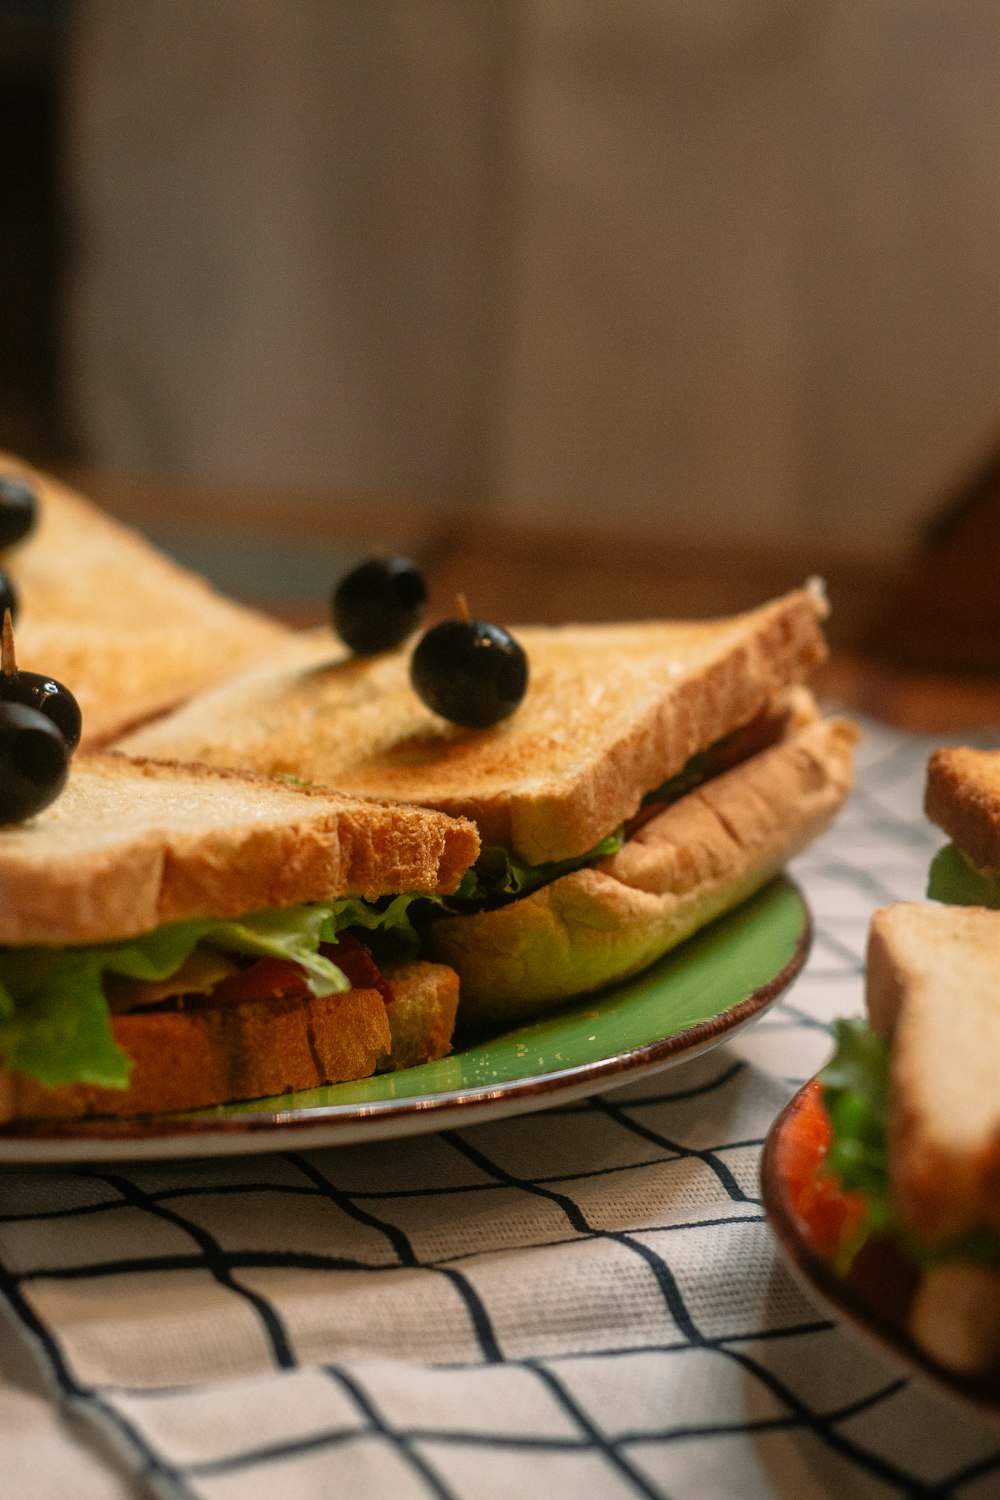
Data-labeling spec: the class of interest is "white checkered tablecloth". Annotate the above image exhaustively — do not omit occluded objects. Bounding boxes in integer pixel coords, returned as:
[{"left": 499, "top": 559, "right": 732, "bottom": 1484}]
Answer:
[{"left": 3, "top": 719, "right": 1000, "bottom": 1500}]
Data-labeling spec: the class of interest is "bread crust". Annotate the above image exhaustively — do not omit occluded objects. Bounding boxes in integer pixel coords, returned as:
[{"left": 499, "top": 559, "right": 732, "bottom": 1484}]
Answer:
[
  {"left": 0, "top": 752, "right": 479, "bottom": 947},
  {"left": 925, "top": 747, "right": 1000, "bottom": 873},
  {"left": 866, "top": 903, "right": 1000, "bottom": 1244},
  {"left": 0, "top": 960, "right": 458, "bottom": 1121},
  {"left": 428, "top": 715, "right": 857, "bottom": 1022},
  {"left": 383, "top": 960, "right": 460, "bottom": 1070},
  {"left": 0, "top": 453, "right": 291, "bottom": 744},
  {"left": 120, "top": 586, "right": 830, "bottom": 864}
]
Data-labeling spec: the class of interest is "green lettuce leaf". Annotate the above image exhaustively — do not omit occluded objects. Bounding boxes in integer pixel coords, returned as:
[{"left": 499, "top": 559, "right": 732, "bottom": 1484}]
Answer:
[
  {"left": 928, "top": 843, "right": 1000, "bottom": 908},
  {"left": 820, "top": 1017, "right": 892, "bottom": 1250},
  {"left": 449, "top": 831, "right": 625, "bottom": 909},
  {"left": 322, "top": 892, "right": 428, "bottom": 965},
  {"left": 820, "top": 1016, "right": 1000, "bottom": 1270},
  {"left": 0, "top": 952, "right": 131, "bottom": 1092},
  {"left": 0, "top": 897, "right": 423, "bottom": 1093},
  {"left": 642, "top": 746, "right": 719, "bottom": 807},
  {"left": 205, "top": 907, "right": 347, "bottom": 997}
]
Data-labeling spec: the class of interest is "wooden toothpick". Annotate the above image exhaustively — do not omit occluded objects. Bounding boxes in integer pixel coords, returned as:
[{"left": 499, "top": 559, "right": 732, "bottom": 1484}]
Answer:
[{"left": 1, "top": 609, "right": 16, "bottom": 678}]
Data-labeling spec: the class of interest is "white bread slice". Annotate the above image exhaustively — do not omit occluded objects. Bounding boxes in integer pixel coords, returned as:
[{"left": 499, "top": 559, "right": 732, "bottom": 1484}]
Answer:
[
  {"left": 0, "top": 454, "right": 291, "bottom": 744},
  {"left": 925, "top": 747, "right": 1000, "bottom": 873},
  {"left": 0, "top": 752, "right": 479, "bottom": 948},
  {"left": 120, "top": 585, "right": 830, "bottom": 864},
  {"left": 429, "top": 715, "right": 856, "bottom": 1022},
  {"left": 908, "top": 1263, "right": 1000, "bottom": 1374},
  {"left": 0, "top": 960, "right": 459, "bottom": 1121},
  {"left": 865, "top": 903, "right": 1000, "bottom": 1244}
]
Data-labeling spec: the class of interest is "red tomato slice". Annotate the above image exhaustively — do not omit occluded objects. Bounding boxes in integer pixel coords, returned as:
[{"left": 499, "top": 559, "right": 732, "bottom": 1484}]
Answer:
[
  {"left": 625, "top": 706, "right": 791, "bottom": 838},
  {"left": 779, "top": 1080, "right": 866, "bottom": 1260},
  {"left": 320, "top": 932, "right": 395, "bottom": 1004},
  {"left": 205, "top": 934, "right": 395, "bottom": 1009},
  {"left": 208, "top": 957, "right": 316, "bottom": 1006}
]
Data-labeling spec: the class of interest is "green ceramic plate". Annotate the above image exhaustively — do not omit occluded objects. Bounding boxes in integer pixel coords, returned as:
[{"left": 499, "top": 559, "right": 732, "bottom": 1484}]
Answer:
[{"left": 0, "top": 878, "right": 809, "bottom": 1164}]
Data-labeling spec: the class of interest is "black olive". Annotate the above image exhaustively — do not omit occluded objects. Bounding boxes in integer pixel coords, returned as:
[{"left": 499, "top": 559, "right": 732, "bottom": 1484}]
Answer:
[
  {"left": 0, "top": 701, "right": 70, "bottom": 824},
  {"left": 0, "top": 568, "right": 18, "bottom": 624},
  {"left": 0, "top": 477, "right": 37, "bottom": 549},
  {"left": 410, "top": 616, "right": 528, "bottom": 729},
  {"left": 0, "top": 611, "right": 81, "bottom": 751},
  {"left": 0, "top": 671, "right": 82, "bottom": 752},
  {"left": 332, "top": 555, "right": 428, "bottom": 655}
]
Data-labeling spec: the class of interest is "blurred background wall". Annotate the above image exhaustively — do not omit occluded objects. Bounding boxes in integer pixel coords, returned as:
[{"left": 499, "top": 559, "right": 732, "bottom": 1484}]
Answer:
[{"left": 3, "top": 0, "right": 1000, "bottom": 560}]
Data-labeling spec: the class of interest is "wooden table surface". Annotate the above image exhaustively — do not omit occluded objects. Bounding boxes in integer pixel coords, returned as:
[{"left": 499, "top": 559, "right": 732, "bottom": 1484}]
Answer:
[{"left": 62, "top": 465, "right": 1000, "bottom": 736}]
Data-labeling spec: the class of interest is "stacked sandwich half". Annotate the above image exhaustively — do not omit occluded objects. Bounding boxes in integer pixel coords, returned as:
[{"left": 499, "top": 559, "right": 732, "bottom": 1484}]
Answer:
[
  {"left": 815, "top": 747, "right": 1000, "bottom": 1375},
  {"left": 0, "top": 755, "right": 479, "bottom": 1122},
  {"left": 122, "top": 582, "right": 857, "bottom": 1025}
]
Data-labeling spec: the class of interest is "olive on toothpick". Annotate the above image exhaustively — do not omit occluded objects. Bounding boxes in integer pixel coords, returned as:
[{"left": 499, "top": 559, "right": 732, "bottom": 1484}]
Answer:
[
  {"left": 0, "top": 610, "right": 82, "bottom": 752},
  {"left": 0, "top": 476, "right": 38, "bottom": 548},
  {"left": 0, "top": 566, "right": 17, "bottom": 624},
  {"left": 410, "top": 595, "right": 528, "bottom": 729},
  {"left": 0, "top": 701, "right": 69, "bottom": 824},
  {"left": 331, "top": 553, "right": 428, "bottom": 655}
]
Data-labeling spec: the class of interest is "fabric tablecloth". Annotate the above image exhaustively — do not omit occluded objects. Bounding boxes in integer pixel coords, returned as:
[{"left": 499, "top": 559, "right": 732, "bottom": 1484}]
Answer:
[{"left": 3, "top": 719, "right": 1000, "bottom": 1500}]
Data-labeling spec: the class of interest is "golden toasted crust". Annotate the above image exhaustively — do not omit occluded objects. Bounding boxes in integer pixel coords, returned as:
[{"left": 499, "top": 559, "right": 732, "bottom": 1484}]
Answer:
[
  {"left": 121, "top": 586, "right": 830, "bottom": 864},
  {"left": 0, "top": 454, "right": 291, "bottom": 744},
  {"left": 383, "top": 960, "right": 460, "bottom": 1070},
  {"left": 866, "top": 903, "right": 1000, "bottom": 1244},
  {"left": 428, "top": 715, "right": 857, "bottom": 1022},
  {"left": 925, "top": 747, "right": 1000, "bottom": 873},
  {"left": 0, "top": 752, "right": 479, "bottom": 947},
  {"left": 0, "top": 960, "right": 458, "bottom": 1120}
]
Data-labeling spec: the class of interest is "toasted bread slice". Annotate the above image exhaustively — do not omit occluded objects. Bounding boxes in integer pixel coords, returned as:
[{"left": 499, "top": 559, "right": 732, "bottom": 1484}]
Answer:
[
  {"left": 120, "top": 585, "right": 830, "bottom": 864},
  {"left": 0, "top": 455, "right": 290, "bottom": 744},
  {"left": 925, "top": 747, "right": 1000, "bottom": 873},
  {"left": 0, "top": 752, "right": 479, "bottom": 948},
  {"left": 0, "top": 960, "right": 459, "bottom": 1121},
  {"left": 431, "top": 715, "right": 857, "bottom": 1021},
  {"left": 382, "top": 959, "right": 461, "bottom": 1070},
  {"left": 866, "top": 903, "right": 1000, "bottom": 1244}
]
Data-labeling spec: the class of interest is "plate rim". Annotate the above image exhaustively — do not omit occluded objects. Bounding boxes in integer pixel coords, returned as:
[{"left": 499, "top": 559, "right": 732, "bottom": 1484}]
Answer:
[
  {"left": 762, "top": 1078, "right": 1000, "bottom": 1426},
  {"left": 0, "top": 879, "right": 811, "bottom": 1163}
]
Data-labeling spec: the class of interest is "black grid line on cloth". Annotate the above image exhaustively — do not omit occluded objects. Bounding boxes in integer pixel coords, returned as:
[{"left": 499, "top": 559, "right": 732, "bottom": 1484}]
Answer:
[
  {"left": 802, "top": 853, "right": 916, "bottom": 911},
  {"left": 4, "top": 1210, "right": 775, "bottom": 1287},
  {"left": 141, "top": 1344, "right": 950, "bottom": 1497},
  {"left": 513, "top": 1361, "right": 670, "bottom": 1500},
  {"left": 0, "top": 1153, "right": 764, "bottom": 1223},
  {"left": 156, "top": 1353, "right": 923, "bottom": 1497},
  {"left": 583, "top": 1097, "right": 759, "bottom": 1203},
  {"left": 0, "top": 1259, "right": 199, "bottom": 1500},
  {"left": 281, "top": 1150, "right": 503, "bottom": 1362},
  {"left": 430, "top": 1132, "right": 933, "bottom": 1492},
  {"left": 328, "top": 1366, "right": 464, "bottom": 1500},
  {"left": 89, "top": 1169, "right": 296, "bottom": 1369}
]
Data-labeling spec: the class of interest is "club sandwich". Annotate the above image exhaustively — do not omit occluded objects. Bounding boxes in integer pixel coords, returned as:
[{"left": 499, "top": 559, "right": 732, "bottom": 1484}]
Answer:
[
  {"left": 0, "top": 753, "right": 478, "bottom": 1122},
  {"left": 816, "top": 903, "right": 1000, "bottom": 1375},
  {"left": 121, "top": 583, "right": 857, "bottom": 1024}
]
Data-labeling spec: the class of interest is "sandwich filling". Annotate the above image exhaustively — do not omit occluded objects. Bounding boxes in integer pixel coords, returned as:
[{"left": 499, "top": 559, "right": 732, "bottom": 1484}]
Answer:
[
  {"left": 0, "top": 894, "right": 428, "bottom": 1092},
  {"left": 443, "top": 702, "right": 791, "bottom": 913},
  {"left": 818, "top": 1019, "right": 1000, "bottom": 1272},
  {"left": 928, "top": 843, "right": 1000, "bottom": 908}
]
